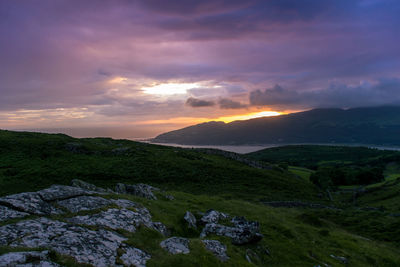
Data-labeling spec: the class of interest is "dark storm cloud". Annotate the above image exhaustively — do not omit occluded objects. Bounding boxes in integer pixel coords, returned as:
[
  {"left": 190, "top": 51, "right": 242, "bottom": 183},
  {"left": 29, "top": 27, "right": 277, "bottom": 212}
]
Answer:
[
  {"left": 218, "top": 99, "right": 247, "bottom": 109},
  {"left": 249, "top": 79, "right": 400, "bottom": 109},
  {"left": 186, "top": 97, "right": 215, "bottom": 108}
]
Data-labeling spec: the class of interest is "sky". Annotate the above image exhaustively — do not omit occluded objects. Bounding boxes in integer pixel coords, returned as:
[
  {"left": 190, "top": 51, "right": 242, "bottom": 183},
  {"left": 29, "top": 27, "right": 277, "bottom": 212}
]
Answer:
[{"left": 1, "top": 0, "right": 399, "bottom": 139}]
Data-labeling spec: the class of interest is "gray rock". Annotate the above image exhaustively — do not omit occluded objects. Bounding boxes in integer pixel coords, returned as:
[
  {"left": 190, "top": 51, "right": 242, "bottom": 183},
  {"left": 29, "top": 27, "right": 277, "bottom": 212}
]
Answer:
[
  {"left": 120, "top": 247, "right": 151, "bottom": 267},
  {"left": 57, "top": 196, "right": 113, "bottom": 213},
  {"left": 200, "top": 216, "right": 263, "bottom": 245},
  {"left": 160, "top": 237, "right": 190, "bottom": 254},
  {"left": 0, "top": 205, "right": 29, "bottom": 221},
  {"left": 115, "top": 183, "right": 159, "bottom": 200},
  {"left": 200, "top": 209, "right": 229, "bottom": 224},
  {"left": 71, "top": 179, "right": 107, "bottom": 193},
  {"left": 202, "top": 240, "right": 229, "bottom": 262},
  {"left": 0, "top": 217, "right": 128, "bottom": 267},
  {"left": 330, "top": 254, "right": 348, "bottom": 264},
  {"left": 184, "top": 211, "right": 197, "bottom": 229},
  {"left": 0, "top": 251, "right": 61, "bottom": 267},
  {"left": 111, "top": 199, "right": 140, "bottom": 208},
  {"left": 37, "top": 185, "right": 90, "bottom": 201},
  {"left": 200, "top": 210, "right": 221, "bottom": 224},
  {"left": 0, "top": 192, "right": 61, "bottom": 215},
  {"left": 68, "top": 208, "right": 143, "bottom": 232}
]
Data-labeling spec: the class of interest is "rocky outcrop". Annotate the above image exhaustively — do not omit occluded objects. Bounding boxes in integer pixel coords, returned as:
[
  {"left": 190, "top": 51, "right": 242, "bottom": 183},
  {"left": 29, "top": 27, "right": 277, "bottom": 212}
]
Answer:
[
  {"left": 200, "top": 216, "right": 263, "bottom": 245},
  {"left": 202, "top": 240, "right": 229, "bottom": 262},
  {"left": 0, "top": 182, "right": 167, "bottom": 266},
  {"left": 0, "top": 217, "right": 127, "bottom": 266},
  {"left": 160, "top": 237, "right": 190, "bottom": 254},
  {"left": 0, "top": 192, "right": 62, "bottom": 215},
  {"left": 0, "top": 251, "right": 60, "bottom": 267},
  {"left": 0, "top": 205, "right": 29, "bottom": 221},
  {"left": 184, "top": 211, "right": 197, "bottom": 229},
  {"left": 115, "top": 183, "right": 159, "bottom": 200}
]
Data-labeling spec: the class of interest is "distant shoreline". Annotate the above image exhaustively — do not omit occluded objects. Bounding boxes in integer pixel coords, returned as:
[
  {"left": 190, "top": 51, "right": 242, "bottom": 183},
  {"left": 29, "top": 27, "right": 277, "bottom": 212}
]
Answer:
[{"left": 146, "top": 141, "right": 400, "bottom": 154}]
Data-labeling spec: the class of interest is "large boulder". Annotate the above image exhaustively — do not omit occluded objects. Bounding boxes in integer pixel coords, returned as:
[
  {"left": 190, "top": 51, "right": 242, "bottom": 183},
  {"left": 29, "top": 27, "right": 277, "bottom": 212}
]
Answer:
[
  {"left": 160, "top": 237, "right": 190, "bottom": 254},
  {"left": 202, "top": 240, "right": 229, "bottom": 262},
  {"left": 184, "top": 211, "right": 197, "bottom": 229},
  {"left": 115, "top": 183, "right": 159, "bottom": 200}
]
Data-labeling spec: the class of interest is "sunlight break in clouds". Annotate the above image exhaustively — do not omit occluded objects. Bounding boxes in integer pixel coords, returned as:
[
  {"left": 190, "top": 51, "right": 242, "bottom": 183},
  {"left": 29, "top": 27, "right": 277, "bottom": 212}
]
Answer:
[
  {"left": 217, "top": 111, "right": 282, "bottom": 123},
  {"left": 142, "top": 83, "right": 202, "bottom": 95}
]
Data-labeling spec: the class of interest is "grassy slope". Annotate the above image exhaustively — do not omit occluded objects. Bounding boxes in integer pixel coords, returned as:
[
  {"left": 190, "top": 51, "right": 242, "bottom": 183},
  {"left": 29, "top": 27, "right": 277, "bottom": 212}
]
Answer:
[
  {"left": 1, "top": 190, "right": 400, "bottom": 267},
  {"left": 246, "top": 145, "right": 399, "bottom": 169},
  {"left": 0, "top": 130, "right": 318, "bottom": 202}
]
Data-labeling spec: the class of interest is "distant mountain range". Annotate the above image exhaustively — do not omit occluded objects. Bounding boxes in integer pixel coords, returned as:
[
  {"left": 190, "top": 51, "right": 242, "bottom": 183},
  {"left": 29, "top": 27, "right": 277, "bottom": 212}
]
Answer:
[{"left": 152, "top": 106, "right": 400, "bottom": 146}]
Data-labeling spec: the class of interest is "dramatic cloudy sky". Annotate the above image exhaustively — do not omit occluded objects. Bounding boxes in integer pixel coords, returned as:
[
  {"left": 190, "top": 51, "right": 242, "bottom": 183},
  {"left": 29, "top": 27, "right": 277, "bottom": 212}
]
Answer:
[{"left": 1, "top": 0, "right": 399, "bottom": 138}]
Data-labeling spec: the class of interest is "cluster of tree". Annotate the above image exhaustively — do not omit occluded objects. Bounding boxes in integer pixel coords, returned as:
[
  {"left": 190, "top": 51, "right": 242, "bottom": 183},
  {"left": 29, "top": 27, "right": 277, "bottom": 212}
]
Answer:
[{"left": 310, "top": 166, "right": 384, "bottom": 189}]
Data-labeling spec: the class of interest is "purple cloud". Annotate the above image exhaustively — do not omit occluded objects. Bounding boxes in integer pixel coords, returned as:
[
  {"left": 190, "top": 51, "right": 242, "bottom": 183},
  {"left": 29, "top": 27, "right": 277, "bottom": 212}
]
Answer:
[{"left": 0, "top": 0, "right": 399, "bottom": 137}]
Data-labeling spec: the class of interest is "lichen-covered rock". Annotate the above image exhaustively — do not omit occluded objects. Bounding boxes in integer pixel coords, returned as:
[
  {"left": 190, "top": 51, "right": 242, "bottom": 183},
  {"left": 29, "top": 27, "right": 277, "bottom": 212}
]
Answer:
[
  {"left": 160, "top": 237, "right": 190, "bottom": 254},
  {"left": 37, "top": 185, "right": 89, "bottom": 201},
  {"left": 200, "top": 216, "right": 263, "bottom": 245},
  {"left": 202, "top": 240, "right": 229, "bottom": 262},
  {"left": 68, "top": 208, "right": 141, "bottom": 232},
  {"left": 0, "top": 192, "right": 61, "bottom": 215},
  {"left": 184, "top": 211, "right": 197, "bottom": 229},
  {"left": 111, "top": 198, "right": 139, "bottom": 208},
  {"left": 115, "top": 183, "right": 159, "bottom": 200},
  {"left": 57, "top": 196, "right": 113, "bottom": 213},
  {"left": 200, "top": 210, "right": 221, "bottom": 224},
  {"left": 120, "top": 247, "right": 151, "bottom": 267},
  {"left": 0, "top": 205, "right": 29, "bottom": 221},
  {"left": 200, "top": 209, "right": 229, "bottom": 224},
  {"left": 71, "top": 179, "right": 107, "bottom": 193},
  {"left": 0, "top": 250, "right": 61, "bottom": 267},
  {"left": 0, "top": 217, "right": 128, "bottom": 267}
]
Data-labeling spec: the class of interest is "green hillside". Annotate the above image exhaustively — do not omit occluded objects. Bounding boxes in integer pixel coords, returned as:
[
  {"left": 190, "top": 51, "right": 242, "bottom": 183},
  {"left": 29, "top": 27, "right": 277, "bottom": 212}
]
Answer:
[
  {"left": 0, "top": 130, "right": 317, "bottom": 202},
  {"left": 1, "top": 130, "right": 400, "bottom": 266}
]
